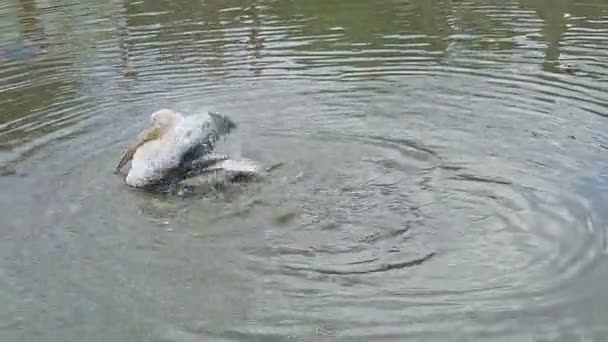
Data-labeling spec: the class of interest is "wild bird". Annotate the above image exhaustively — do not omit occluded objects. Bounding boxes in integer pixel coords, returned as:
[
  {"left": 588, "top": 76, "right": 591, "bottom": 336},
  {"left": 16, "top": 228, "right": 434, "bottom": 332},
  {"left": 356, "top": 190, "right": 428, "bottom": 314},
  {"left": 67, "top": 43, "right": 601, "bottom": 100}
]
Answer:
[{"left": 115, "top": 109, "right": 259, "bottom": 189}]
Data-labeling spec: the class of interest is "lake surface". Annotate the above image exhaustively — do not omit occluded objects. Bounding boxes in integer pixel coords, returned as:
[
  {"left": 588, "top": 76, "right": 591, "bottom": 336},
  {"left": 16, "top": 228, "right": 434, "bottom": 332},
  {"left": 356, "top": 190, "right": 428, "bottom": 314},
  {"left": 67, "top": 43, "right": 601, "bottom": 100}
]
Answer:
[{"left": 1, "top": 0, "right": 608, "bottom": 340}]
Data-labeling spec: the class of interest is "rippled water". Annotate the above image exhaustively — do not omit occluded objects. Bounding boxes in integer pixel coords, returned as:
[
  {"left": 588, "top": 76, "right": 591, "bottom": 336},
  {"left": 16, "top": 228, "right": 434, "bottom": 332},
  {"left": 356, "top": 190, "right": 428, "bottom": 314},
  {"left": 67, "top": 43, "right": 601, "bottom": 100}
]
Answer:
[{"left": 1, "top": 0, "right": 608, "bottom": 340}]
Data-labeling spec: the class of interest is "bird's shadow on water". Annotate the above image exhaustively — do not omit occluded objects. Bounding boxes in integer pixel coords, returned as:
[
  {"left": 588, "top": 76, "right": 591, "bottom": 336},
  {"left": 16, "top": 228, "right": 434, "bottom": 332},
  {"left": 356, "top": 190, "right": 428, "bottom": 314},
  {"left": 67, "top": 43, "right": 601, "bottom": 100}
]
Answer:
[
  {"left": 115, "top": 160, "right": 286, "bottom": 225},
  {"left": 123, "top": 172, "right": 259, "bottom": 200},
  {"left": 122, "top": 176, "right": 261, "bottom": 227}
]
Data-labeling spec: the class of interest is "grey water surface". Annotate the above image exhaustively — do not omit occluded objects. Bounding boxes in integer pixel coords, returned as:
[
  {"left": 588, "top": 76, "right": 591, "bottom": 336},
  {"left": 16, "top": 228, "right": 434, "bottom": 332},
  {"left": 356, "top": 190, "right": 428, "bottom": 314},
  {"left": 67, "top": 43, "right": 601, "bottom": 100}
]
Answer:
[{"left": 1, "top": 0, "right": 608, "bottom": 341}]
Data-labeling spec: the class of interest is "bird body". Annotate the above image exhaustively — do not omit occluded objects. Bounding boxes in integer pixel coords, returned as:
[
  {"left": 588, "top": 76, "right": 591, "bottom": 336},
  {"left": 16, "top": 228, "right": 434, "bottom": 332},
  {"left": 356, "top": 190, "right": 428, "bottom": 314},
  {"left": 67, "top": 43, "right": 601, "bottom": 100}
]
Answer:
[{"left": 115, "top": 109, "right": 236, "bottom": 188}]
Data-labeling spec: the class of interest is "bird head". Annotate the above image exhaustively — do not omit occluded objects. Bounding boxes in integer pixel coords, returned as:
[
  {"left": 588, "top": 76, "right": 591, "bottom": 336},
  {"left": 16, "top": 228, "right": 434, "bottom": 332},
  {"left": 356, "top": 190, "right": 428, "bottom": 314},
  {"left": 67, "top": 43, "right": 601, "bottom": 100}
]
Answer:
[{"left": 114, "top": 109, "right": 179, "bottom": 174}]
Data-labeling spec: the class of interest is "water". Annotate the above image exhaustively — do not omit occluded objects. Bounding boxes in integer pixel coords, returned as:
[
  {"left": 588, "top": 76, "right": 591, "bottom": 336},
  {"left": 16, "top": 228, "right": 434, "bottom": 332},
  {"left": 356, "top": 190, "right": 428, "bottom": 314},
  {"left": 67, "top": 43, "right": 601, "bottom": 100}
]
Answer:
[{"left": 1, "top": 0, "right": 608, "bottom": 340}]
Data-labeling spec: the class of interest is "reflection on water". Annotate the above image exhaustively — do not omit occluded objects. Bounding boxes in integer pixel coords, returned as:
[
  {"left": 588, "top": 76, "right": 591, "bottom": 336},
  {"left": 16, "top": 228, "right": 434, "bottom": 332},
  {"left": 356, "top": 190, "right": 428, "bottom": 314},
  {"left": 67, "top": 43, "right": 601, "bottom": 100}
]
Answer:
[{"left": 0, "top": 0, "right": 608, "bottom": 341}]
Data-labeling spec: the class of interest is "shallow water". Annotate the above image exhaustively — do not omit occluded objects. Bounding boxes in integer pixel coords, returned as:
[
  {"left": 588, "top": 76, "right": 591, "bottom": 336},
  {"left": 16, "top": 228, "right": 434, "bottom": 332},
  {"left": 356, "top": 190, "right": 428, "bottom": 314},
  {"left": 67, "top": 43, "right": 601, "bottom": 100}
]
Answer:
[{"left": 1, "top": 0, "right": 608, "bottom": 340}]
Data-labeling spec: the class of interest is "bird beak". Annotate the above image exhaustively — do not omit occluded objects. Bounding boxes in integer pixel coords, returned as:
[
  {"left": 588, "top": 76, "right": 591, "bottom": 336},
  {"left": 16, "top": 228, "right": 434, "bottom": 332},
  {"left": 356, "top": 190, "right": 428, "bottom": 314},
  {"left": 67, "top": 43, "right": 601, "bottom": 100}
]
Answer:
[{"left": 114, "top": 126, "right": 161, "bottom": 174}]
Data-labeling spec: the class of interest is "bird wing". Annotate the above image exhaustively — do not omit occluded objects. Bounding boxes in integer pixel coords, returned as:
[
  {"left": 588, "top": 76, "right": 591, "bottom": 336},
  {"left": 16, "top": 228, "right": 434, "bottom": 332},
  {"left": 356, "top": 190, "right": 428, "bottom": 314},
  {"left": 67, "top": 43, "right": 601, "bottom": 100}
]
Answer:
[{"left": 177, "top": 111, "right": 237, "bottom": 166}]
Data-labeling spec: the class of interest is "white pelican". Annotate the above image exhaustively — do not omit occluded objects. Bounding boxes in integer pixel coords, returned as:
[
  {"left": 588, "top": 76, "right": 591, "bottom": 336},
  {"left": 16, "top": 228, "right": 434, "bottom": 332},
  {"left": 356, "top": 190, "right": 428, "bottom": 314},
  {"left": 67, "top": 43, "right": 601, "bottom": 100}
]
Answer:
[{"left": 115, "top": 109, "right": 237, "bottom": 188}]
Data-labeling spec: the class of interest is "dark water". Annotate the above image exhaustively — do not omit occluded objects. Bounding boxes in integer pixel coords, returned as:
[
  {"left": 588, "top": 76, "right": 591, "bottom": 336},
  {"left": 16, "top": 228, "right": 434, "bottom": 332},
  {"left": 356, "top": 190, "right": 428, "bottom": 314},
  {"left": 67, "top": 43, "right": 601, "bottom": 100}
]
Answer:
[{"left": 1, "top": 0, "right": 608, "bottom": 340}]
